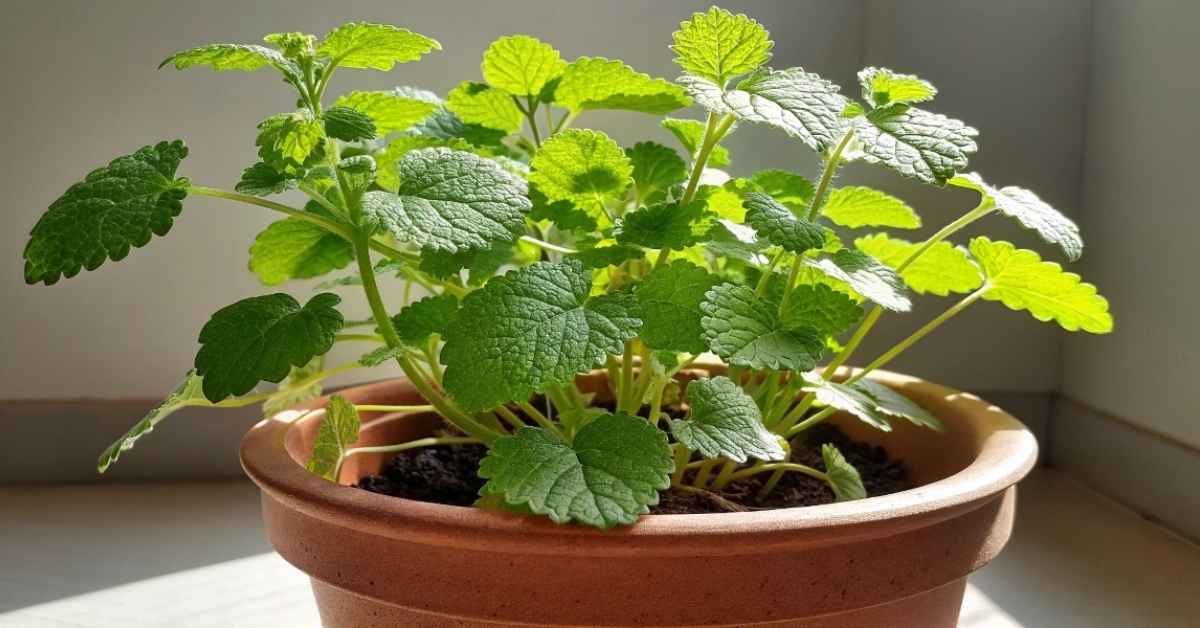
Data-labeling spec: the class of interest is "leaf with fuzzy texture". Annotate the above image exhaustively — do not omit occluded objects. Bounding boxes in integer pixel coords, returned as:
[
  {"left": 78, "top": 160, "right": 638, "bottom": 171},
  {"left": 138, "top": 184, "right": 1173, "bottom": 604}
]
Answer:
[
  {"left": 556, "top": 57, "right": 689, "bottom": 114},
  {"left": 419, "top": 242, "right": 513, "bottom": 286},
  {"left": 855, "top": 233, "right": 982, "bottom": 296},
  {"left": 680, "top": 67, "right": 846, "bottom": 152},
  {"left": 858, "top": 67, "right": 937, "bottom": 107},
  {"left": 672, "top": 376, "right": 785, "bottom": 462},
  {"left": 446, "top": 81, "right": 524, "bottom": 133},
  {"left": 194, "top": 293, "right": 344, "bottom": 402},
  {"left": 317, "top": 23, "right": 440, "bottom": 70},
  {"left": 627, "top": 141, "right": 687, "bottom": 204},
  {"left": 822, "top": 187, "right": 920, "bottom": 229},
  {"left": 530, "top": 129, "right": 632, "bottom": 220},
  {"left": 750, "top": 169, "right": 812, "bottom": 212},
  {"left": 951, "top": 172, "right": 1082, "bottom": 261},
  {"left": 801, "top": 375, "right": 891, "bottom": 431},
  {"left": 361, "top": 148, "right": 530, "bottom": 253},
  {"left": 333, "top": 90, "right": 439, "bottom": 135},
  {"left": 661, "top": 117, "right": 731, "bottom": 167},
  {"left": 482, "top": 35, "right": 566, "bottom": 97},
  {"left": 636, "top": 260, "right": 719, "bottom": 354},
  {"left": 671, "top": 6, "right": 773, "bottom": 86},
  {"left": 24, "top": 140, "right": 189, "bottom": 285},
  {"left": 160, "top": 44, "right": 293, "bottom": 74},
  {"left": 97, "top": 371, "right": 207, "bottom": 472},
  {"left": 236, "top": 162, "right": 294, "bottom": 196},
  {"left": 822, "top": 444, "right": 866, "bottom": 501},
  {"left": 321, "top": 106, "right": 377, "bottom": 141},
  {"left": 970, "top": 237, "right": 1112, "bottom": 333},
  {"left": 615, "top": 200, "right": 714, "bottom": 251},
  {"left": 390, "top": 294, "right": 458, "bottom": 346},
  {"left": 256, "top": 111, "right": 326, "bottom": 175},
  {"left": 527, "top": 184, "right": 596, "bottom": 232},
  {"left": 851, "top": 104, "right": 978, "bottom": 185},
  {"left": 306, "top": 395, "right": 360, "bottom": 481},
  {"left": 248, "top": 218, "right": 353, "bottom": 286},
  {"left": 441, "top": 260, "right": 641, "bottom": 411},
  {"left": 780, "top": 284, "right": 863, "bottom": 337},
  {"left": 744, "top": 192, "right": 825, "bottom": 254},
  {"left": 805, "top": 250, "right": 911, "bottom": 312},
  {"left": 478, "top": 412, "right": 672, "bottom": 528},
  {"left": 700, "top": 283, "right": 824, "bottom": 371},
  {"left": 851, "top": 379, "right": 943, "bottom": 431}
]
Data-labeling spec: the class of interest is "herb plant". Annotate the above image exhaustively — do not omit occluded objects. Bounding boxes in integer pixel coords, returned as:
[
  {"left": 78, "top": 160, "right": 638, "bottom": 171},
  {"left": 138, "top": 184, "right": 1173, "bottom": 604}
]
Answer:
[{"left": 25, "top": 8, "right": 1112, "bottom": 529}]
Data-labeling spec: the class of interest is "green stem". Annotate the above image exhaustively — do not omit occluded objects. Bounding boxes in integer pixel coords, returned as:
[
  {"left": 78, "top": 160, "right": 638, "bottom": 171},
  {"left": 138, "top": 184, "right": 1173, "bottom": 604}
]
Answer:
[
  {"left": 671, "top": 444, "right": 692, "bottom": 486},
  {"left": 692, "top": 459, "right": 719, "bottom": 488},
  {"left": 757, "top": 467, "right": 787, "bottom": 500},
  {"left": 777, "top": 253, "right": 804, "bottom": 314},
  {"left": 755, "top": 251, "right": 786, "bottom": 295},
  {"left": 520, "top": 235, "right": 577, "bottom": 254},
  {"left": 519, "top": 96, "right": 542, "bottom": 147},
  {"left": 353, "top": 404, "right": 436, "bottom": 414},
  {"left": 730, "top": 462, "right": 827, "bottom": 483},
  {"left": 495, "top": 405, "right": 527, "bottom": 431},
  {"left": 191, "top": 186, "right": 350, "bottom": 238},
  {"left": 786, "top": 406, "right": 838, "bottom": 437},
  {"left": 553, "top": 110, "right": 579, "bottom": 134},
  {"left": 335, "top": 333, "right": 384, "bottom": 343},
  {"left": 807, "top": 130, "right": 856, "bottom": 222},
  {"left": 517, "top": 400, "right": 564, "bottom": 441},
  {"left": 711, "top": 460, "right": 740, "bottom": 490},
  {"left": 334, "top": 436, "right": 478, "bottom": 482},
  {"left": 619, "top": 341, "right": 636, "bottom": 412}
]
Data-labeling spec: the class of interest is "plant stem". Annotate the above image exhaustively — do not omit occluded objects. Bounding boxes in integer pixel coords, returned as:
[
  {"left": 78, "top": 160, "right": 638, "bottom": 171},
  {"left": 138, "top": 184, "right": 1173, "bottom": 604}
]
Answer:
[
  {"left": 647, "top": 376, "right": 668, "bottom": 427},
  {"left": 517, "top": 400, "right": 565, "bottom": 441},
  {"left": 692, "top": 459, "right": 719, "bottom": 488},
  {"left": 711, "top": 460, "right": 740, "bottom": 490},
  {"left": 519, "top": 235, "right": 577, "bottom": 254},
  {"left": 335, "top": 333, "right": 384, "bottom": 343},
  {"left": 786, "top": 406, "right": 838, "bottom": 437},
  {"left": 553, "top": 110, "right": 579, "bottom": 134},
  {"left": 754, "top": 251, "right": 786, "bottom": 295},
  {"left": 671, "top": 444, "right": 691, "bottom": 486},
  {"left": 777, "top": 253, "right": 803, "bottom": 314},
  {"left": 806, "top": 130, "right": 856, "bottom": 222},
  {"left": 191, "top": 186, "right": 350, "bottom": 238},
  {"left": 619, "top": 341, "right": 636, "bottom": 412},
  {"left": 518, "top": 96, "right": 542, "bottom": 147},
  {"left": 756, "top": 467, "right": 786, "bottom": 500},
  {"left": 729, "top": 462, "right": 827, "bottom": 483},
  {"left": 353, "top": 404, "right": 436, "bottom": 414},
  {"left": 495, "top": 405, "right": 527, "bottom": 431},
  {"left": 334, "top": 436, "right": 479, "bottom": 481}
]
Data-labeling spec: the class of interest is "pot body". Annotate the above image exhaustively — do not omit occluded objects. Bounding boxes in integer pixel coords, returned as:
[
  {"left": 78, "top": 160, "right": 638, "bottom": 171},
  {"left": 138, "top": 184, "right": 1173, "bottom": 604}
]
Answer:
[{"left": 241, "top": 369, "right": 1037, "bottom": 627}]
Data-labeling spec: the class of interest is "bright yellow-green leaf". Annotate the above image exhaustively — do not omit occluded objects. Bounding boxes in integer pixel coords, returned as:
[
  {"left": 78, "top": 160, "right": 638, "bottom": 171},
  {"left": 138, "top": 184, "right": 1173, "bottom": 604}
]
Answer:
[
  {"left": 855, "top": 233, "right": 982, "bottom": 296},
  {"left": 333, "top": 91, "right": 438, "bottom": 135},
  {"left": 529, "top": 129, "right": 632, "bottom": 221},
  {"left": 858, "top": 67, "right": 937, "bottom": 107},
  {"left": 306, "top": 395, "right": 361, "bottom": 481},
  {"left": 317, "top": 23, "right": 440, "bottom": 70},
  {"left": 445, "top": 81, "right": 523, "bottom": 133},
  {"left": 661, "top": 117, "right": 732, "bottom": 166},
  {"left": 482, "top": 35, "right": 567, "bottom": 96},
  {"left": 822, "top": 187, "right": 920, "bottom": 229},
  {"left": 671, "top": 6, "right": 773, "bottom": 86},
  {"left": 970, "top": 237, "right": 1112, "bottom": 333},
  {"left": 555, "top": 57, "right": 689, "bottom": 114}
]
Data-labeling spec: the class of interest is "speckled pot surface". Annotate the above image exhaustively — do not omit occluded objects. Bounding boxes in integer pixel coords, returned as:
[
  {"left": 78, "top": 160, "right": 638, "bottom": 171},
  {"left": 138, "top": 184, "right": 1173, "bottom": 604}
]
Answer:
[{"left": 241, "top": 366, "right": 1037, "bottom": 627}]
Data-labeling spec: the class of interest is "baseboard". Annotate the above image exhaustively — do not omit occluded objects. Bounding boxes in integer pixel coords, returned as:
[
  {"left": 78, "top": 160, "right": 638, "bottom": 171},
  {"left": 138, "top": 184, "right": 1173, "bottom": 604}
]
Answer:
[
  {"left": 0, "top": 389, "right": 1054, "bottom": 485},
  {"left": 1048, "top": 396, "right": 1200, "bottom": 542}
]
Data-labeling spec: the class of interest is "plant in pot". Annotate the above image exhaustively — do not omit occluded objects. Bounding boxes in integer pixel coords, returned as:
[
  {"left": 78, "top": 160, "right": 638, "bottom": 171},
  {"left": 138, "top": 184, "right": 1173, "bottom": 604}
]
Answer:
[{"left": 22, "top": 6, "right": 1112, "bottom": 627}]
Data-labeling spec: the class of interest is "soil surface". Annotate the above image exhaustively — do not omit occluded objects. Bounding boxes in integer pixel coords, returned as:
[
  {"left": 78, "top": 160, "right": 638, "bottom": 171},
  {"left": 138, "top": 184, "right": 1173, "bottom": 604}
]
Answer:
[{"left": 356, "top": 414, "right": 910, "bottom": 514}]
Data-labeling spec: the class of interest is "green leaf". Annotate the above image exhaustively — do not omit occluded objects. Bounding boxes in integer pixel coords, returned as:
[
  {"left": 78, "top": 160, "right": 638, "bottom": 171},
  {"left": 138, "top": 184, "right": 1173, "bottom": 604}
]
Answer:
[
  {"left": 160, "top": 44, "right": 292, "bottom": 73},
  {"left": 680, "top": 67, "right": 846, "bottom": 152},
  {"left": 671, "top": 6, "right": 773, "bottom": 86},
  {"left": 661, "top": 117, "right": 731, "bottom": 167},
  {"left": 236, "top": 162, "right": 294, "bottom": 196},
  {"left": 700, "top": 283, "right": 824, "bottom": 371},
  {"left": 821, "top": 186, "right": 920, "bottom": 229},
  {"left": 306, "top": 395, "right": 361, "bottom": 481},
  {"left": 822, "top": 444, "right": 866, "bottom": 501},
  {"left": 317, "top": 22, "right": 440, "bottom": 70},
  {"left": 527, "top": 184, "right": 596, "bottom": 232},
  {"left": 851, "top": 104, "right": 978, "bottom": 184},
  {"left": 419, "top": 242, "right": 513, "bottom": 285},
  {"left": 442, "top": 260, "right": 641, "bottom": 411},
  {"left": 321, "top": 106, "right": 377, "bottom": 142},
  {"left": 636, "top": 260, "right": 719, "bottom": 354},
  {"left": 361, "top": 147, "right": 531, "bottom": 253},
  {"left": 333, "top": 90, "right": 438, "bottom": 135},
  {"left": 855, "top": 233, "right": 982, "bottom": 296},
  {"left": 481, "top": 35, "right": 566, "bottom": 97},
  {"left": 858, "top": 67, "right": 937, "bottom": 107},
  {"left": 569, "top": 244, "right": 642, "bottom": 269},
  {"left": 263, "top": 356, "right": 325, "bottom": 416},
  {"left": 256, "top": 111, "right": 326, "bottom": 175},
  {"left": 478, "top": 412, "right": 672, "bottom": 529},
  {"left": 970, "top": 237, "right": 1112, "bottom": 333},
  {"left": 24, "top": 140, "right": 189, "bottom": 285},
  {"left": 97, "top": 370, "right": 207, "bottom": 472},
  {"left": 850, "top": 379, "right": 943, "bottom": 431},
  {"left": 749, "top": 169, "right": 813, "bottom": 212},
  {"left": 390, "top": 294, "right": 458, "bottom": 346},
  {"left": 744, "top": 192, "right": 826, "bottom": 254},
  {"left": 801, "top": 375, "right": 891, "bottom": 431},
  {"left": 248, "top": 218, "right": 353, "bottom": 286},
  {"left": 555, "top": 57, "right": 689, "bottom": 114},
  {"left": 374, "top": 135, "right": 457, "bottom": 191},
  {"left": 805, "top": 250, "right": 911, "bottom": 311},
  {"left": 672, "top": 376, "right": 785, "bottom": 462},
  {"left": 698, "top": 181, "right": 748, "bottom": 221},
  {"left": 627, "top": 141, "right": 687, "bottom": 205},
  {"left": 615, "top": 200, "right": 714, "bottom": 251},
  {"left": 529, "top": 129, "right": 632, "bottom": 220},
  {"left": 359, "top": 345, "right": 405, "bottom": 367},
  {"left": 780, "top": 284, "right": 864, "bottom": 337},
  {"left": 263, "top": 32, "right": 316, "bottom": 60},
  {"left": 951, "top": 172, "right": 1082, "bottom": 261},
  {"left": 445, "top": 81, "right": 524, "bottom": 133},
  {"left": 194, "top": 293, "right": 344, "bottom": 402}
]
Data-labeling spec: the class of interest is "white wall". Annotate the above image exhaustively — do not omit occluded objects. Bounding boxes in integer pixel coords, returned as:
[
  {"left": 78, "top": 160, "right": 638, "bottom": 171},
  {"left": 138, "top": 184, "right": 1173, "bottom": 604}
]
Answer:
[
  {"left": 1062, "top": 0, "right": 1200, "bottom": 448},
  {"left": 0, "top": 1, "right": 1090, "bottom": 401}
]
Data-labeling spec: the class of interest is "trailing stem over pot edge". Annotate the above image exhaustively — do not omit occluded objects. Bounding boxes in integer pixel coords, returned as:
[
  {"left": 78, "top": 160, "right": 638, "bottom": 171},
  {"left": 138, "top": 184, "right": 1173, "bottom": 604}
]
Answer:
[{"left": 23, "top": 8, "right": 1112, "bottom": 529}]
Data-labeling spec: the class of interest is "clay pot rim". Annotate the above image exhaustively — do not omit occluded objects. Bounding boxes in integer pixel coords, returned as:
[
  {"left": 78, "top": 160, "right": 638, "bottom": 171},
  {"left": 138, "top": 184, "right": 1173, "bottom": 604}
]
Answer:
[{"left": 241, "top": 367, "right": 1037, "bottom": 557}]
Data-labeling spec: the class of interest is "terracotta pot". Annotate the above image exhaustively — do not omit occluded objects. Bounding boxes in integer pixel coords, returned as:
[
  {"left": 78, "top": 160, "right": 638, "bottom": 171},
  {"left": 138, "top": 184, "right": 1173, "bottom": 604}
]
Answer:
[{"left": 241, "top": 367, "right": 1037, "bottom": 627}]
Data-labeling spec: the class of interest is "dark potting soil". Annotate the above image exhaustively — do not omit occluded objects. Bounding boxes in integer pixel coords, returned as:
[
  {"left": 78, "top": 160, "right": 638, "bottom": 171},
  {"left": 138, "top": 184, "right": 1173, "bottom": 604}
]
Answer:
[{"left": 356, "top": 416, "right": 910, "bottom": 514}]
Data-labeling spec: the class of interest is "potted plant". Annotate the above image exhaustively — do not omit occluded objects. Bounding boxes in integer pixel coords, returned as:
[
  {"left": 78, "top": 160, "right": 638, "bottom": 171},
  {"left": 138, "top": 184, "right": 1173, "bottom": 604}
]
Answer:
[{"left": 23, "top": 6, "right": 1111, "bottom": 627}]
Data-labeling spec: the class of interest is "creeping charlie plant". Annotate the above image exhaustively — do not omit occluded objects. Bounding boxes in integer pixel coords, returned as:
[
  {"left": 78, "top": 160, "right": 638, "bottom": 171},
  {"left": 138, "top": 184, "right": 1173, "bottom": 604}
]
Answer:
[{"left": 24, "top": 8, "right": 1111, "bottom": 529}]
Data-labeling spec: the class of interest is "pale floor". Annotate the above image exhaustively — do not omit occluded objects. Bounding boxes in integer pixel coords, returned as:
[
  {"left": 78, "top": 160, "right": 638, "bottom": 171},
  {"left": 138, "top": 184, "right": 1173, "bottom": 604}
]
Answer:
[{"left": 0, "top": 470, "right": 1196, "bottom": 627}]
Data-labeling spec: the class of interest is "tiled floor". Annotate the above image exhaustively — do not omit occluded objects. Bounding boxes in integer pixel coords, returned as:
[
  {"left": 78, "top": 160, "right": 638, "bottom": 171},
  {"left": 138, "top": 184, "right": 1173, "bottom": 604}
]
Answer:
[{"left": 1, "top": 470, "right": 1196, "bottom": 627}]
